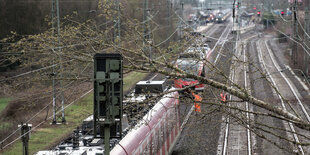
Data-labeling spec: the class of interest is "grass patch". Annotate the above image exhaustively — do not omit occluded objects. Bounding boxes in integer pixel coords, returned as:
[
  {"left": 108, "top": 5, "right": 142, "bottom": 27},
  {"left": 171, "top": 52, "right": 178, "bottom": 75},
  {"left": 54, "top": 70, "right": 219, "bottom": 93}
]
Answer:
[
  {"left": 1, "top": 71, "right": 148, "bottom": 155},
  {"left": 123, "top": 71, "right": 148, "bottom": 92},
  {"left": 0, "top": 98, "right": 13, "bottom": 132},
  {"left": 0, "top": 97, "right": 11, "bottom": 113},
  {"left": 2, "top": 94, "right": 94, "bottom": 155},
  {"left": 0, "top": 122, "right": 12, "bottom": 132}
]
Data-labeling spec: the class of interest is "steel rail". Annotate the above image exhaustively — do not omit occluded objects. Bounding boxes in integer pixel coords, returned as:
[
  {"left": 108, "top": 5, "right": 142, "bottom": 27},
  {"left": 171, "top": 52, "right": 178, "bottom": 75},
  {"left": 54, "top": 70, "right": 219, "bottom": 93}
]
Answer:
[
  {"left": 221, "top": 67, "right": 234, "bottom": 155},
  {"left": 221, "top": 23, "right": 238, "bottom": 155},
  {"left": 180, "top": 19, "right": 232, "bottom": 140},
  {"left": 243, "top": 43, "right": 252, "bottom": 155},
  {"left": 220, "top": 32, "right": 257, "bottom": 155},
  {"left": 212, "top": 23, "right": 233, "bottom": 64},
  {"left": 264, "top": 40, "right": 310, "bottom": 122},
  {"left": 256, "top": 40, "right": 305, "bottom": 155}
]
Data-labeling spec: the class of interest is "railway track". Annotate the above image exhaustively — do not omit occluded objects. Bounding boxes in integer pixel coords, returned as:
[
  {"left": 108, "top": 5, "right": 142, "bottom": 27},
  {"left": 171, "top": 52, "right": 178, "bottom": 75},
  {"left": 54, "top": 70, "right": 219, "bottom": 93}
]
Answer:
[
  {"left": 179, "top": 19, "right": 233, "bottom": 130},
  {"left": 244, "top": 40, "right": 252, "bottom": 155},
  {"left": 217, "top": 33, "right": 256, "bottom": 155},
  {"left": 264, "top": 40, "right": 310, "bottom": 122},
  {"left": 173, "top": 17, "right": 235, "bottom": 154},
  {"left": 254, "top": 37, "right": 310, "bottom": 154},
  {"left": 212, "top": 22, "right": 232, "bottom": 64}
]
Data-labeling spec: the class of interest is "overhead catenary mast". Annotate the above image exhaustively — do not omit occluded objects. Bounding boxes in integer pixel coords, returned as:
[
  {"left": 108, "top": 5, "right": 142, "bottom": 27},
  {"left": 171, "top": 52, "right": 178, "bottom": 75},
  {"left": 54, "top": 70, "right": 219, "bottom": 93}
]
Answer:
[
  {"left": 143, "top": 0, "right": 152, "bottom": 59},
  {"left": 292, "top": 0, "right": 298, "bottom": 67},
  {"left": 114, "top": 0, "right": 121, "bottom": 44},
  {"left": 305, "top": 0, "right": 310, "bottom": 76},
  {"left": 51, "top": 0, "right": 57, "bottom": 125},
  {"left": 51, "top": 0, "right": 66, "bottom": 124}
]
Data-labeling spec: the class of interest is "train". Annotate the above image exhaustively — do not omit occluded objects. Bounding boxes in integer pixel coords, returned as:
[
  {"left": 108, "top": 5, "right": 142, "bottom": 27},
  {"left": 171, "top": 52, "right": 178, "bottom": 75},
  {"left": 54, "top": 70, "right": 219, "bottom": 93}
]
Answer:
[
  {"left": 197, "top": 11, "right": 215, "bottom": 24},
  {"left": 215, "top": 9, "right": 231, "bottom": 23},
  {"left": 111, "top": 88, "right": 180, "bottom": 155},
  {"left": 215, "top": 12, "right": 225, "bottom": 23},
  {"left": 36, "top": 80, "right": 181, "bottom": 155},
  {"left": 174, "top": 58, "right": 205, "bottom": 92}
]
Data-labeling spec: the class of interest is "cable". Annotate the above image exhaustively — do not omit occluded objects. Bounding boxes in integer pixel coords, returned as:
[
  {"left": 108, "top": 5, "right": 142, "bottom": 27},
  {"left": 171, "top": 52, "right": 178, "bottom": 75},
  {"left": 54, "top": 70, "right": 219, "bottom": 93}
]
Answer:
[
  {"left": 0, "top": 62, "right": 91, "bottom": 146},
  {"left": 0, "top": 79, "right": 78, "bottom": 145},
  {"left": 0, "top": 88, "right": 93, "bottom": 151},
  {"left": 155, "top": 28, "right": 178, "bottom": 47},
  {"left": 0, "top": 8, "right": 170, "bottom": 149},
  {"left": 267, "top": 20, "right": 310, "bottom": 57},
  {"left": 0, "top": 3, "right": 174, "bottom": 149},
  {"left": 296, "top": 15, "right": 310, "bottom": 41}
]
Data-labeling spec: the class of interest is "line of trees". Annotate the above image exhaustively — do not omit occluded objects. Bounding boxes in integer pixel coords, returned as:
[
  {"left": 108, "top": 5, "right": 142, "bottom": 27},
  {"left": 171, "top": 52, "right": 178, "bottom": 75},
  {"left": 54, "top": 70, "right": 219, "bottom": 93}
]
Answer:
[{"left": 0, "top": 0, "right": 310, "bottom": 154}]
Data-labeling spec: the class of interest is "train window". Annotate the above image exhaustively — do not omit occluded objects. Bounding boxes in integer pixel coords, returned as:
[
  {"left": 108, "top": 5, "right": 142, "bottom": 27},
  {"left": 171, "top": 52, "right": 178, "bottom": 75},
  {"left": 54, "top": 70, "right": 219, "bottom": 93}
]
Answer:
[
  {"left": 166, "top": 114, "right": 171, "bottom": 137},
  {"left": 158, "top": 122, "right": 164, "bottom": 150},
  {"left": 141, "top": 139, "right": 151, "bottom": 155},
  {"left": 152, "top": 128, "right": 159, "bottom": 154},
  {"left": 167, "top": 115, "right": 171, "bottom": 135},
  {"left": 151, "top": 131, "right": 155, "bottom": 154},
  {"left": 156, "top": 129, "right": 159, "bottom": 152},
  {"left": 147, "top": 139, "right": 152, "bottom": 155},
  {"left": 156, "top": 127, "right": 161, "bottom": 153},
  {"left": 141, "top": 142, "right": 145, "bottom": 155},
  {"left": 142, "top": 139, "right": 152, "bottom": 155},
  {"left": 162, "top": 121, "right": 166, "bottom": 142}
]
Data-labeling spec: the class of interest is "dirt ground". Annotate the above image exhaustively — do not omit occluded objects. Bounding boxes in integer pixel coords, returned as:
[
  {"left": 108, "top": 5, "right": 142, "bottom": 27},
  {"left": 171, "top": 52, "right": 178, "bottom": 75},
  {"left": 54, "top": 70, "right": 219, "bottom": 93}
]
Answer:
[
  {"left": 173, "top": 21, "right": 234, "bottom": 155},
  {"left": 0, "top": 81, "right": 92, "bottom": 148}
]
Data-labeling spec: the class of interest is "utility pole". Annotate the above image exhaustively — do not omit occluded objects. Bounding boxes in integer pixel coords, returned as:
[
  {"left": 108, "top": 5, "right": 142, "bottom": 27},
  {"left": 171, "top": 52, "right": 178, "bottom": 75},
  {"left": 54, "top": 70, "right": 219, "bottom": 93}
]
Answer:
[
  {"left": 167, "top": 0, "right": 170, "bottom": 27},
  {"left": 267, "top": 0, "right": 271, "bottom": 12},
  {"left": 305, "top": 0, "right": 310, "bottom": 76},
  {"left": 166, "top": 0, "right": 172, "bottom": 39},
  {"left": 51, "top": 0, "right": 57, "bottom": 125},
  {"left": 143, "top": 0, "right": 152, "bottom": 59},
  {"left": 117, "top": 1, "right": 121, "bottom": 42},
  {"left": 51, "top": 0, "right": 66, "bottom": 124},
  {"left": 233, "top": 0, "right": 236, "bottom": 22},
  {"left": 114, "top": 0, "right": 121, "bottom": 44},
  {"left": 19, "top": 123, "right": 32, "bottom": 155},
  {"left": 56, "top": 0, "right": 66, "bottom": 124},
  {"left": 293, "top": 0, "right": 298, "bottom": 67},
  {"left": 237, "top": 1, "right": 241, "bottom": 27},
  {"left": 178, "top": 1, "right": 184, "bottom": 39},
  {"left": 237, "top": 1, "right": 241, "bottom": 40}
]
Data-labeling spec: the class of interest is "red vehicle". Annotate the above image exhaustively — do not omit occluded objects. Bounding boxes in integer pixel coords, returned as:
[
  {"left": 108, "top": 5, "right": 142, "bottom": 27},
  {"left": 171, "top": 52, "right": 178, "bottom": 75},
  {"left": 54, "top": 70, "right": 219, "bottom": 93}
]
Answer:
[
  {"left": 111, "top": 89, "right": 180, "bottom": 155},
  {"left": 36, "top": 82, "right": 181, "bottom": 155},
  {"left": 174, "top": 59, "right": 205, "bottom": 92}
]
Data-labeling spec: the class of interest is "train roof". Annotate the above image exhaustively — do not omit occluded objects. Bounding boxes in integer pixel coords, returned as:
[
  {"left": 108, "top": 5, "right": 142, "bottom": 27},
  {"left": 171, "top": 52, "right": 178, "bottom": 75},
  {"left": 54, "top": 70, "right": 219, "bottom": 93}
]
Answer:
[
  {"left": 135, "top": 80, "right": 167, "bottom": 94},
  {"left": 36, "top": 80, "right": 178, "bottom": 155},
  {"left": 111, "top": 88, "right": 178, "bottom": 154},
  {"left": 36, "top": 146, "right": 104, "bottom": 155}
]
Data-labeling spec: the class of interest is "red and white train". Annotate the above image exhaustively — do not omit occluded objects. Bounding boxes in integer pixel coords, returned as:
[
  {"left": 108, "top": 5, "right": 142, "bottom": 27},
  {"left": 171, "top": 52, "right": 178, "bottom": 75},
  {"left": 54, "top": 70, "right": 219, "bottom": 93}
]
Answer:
[
  {"left": 111, "top": 89, "right": 180, "bottom": 155},
  {"left": 174, "top": 59, "right": 205, "bottom": 91},
  {"left": 36, "top": 81, "right": 181, "bottom": 155}
]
